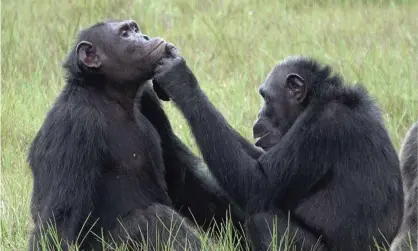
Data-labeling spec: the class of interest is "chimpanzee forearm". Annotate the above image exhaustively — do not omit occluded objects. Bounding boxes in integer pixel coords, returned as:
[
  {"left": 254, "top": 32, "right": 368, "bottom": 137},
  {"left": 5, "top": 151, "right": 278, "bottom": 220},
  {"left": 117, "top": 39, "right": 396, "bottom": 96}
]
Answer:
[
  {"left": 151, "top": 55, "right": 270, "bottom": 210},
  {"left": 138, "top": 83, "right": 177, "bottom": 140},
  {"left": 153, "top": 52, "right": 331, "bottom": 213},
  {"left": 256, "top": 113, "right": 335, "bottom": 208},
  {"left": 138, "top": 84, "right": 188, "bottom": 200},
  {"left": 138, "top": 84, "right": 245, "bottom": 222},
  {"left": 150, "top": 80, "right": 263, "bottom": 160},
  {"left": 162, "top": 81, "right": 270, "bottom": 211}
]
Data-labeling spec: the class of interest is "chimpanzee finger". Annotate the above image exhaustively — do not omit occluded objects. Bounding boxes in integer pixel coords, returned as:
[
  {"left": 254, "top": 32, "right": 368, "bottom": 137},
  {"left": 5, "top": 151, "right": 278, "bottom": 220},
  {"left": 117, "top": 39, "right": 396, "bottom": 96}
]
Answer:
[
  {"left": 155, "top": 58, "right": 171, "bottom": 71},
  {"left": 165, "top": 43, "right": 180, "bottom": 58}
]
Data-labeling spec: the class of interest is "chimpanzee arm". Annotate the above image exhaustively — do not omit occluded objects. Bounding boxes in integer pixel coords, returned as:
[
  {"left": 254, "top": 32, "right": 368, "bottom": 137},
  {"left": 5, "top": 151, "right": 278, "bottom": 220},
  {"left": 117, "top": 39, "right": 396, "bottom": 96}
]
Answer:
[
  {"left": 153, "top": 53, "right": 331, "bottom": 212},
  {"left": 174, "top": 91, "right": 268, "bottom": 212},
  {"left": 153, "top": 59, "right": 269, "bottom": 211},
  {"left": 138, "top": 84, "right": 246, "bottom": 222},
  {"left": 254, "top": 110, "right": 336, "bottom": 211},
  {"left": 234, "top": 130, "right": 264, "bottom": 159},
  {"left": 149, "top": 81, "right": 263, "bottom": 160},
  {"left": 28, "top": 102, "right": 107, "bottom": 250},
  {"left": 138, "top": 83, "right": 190, "bottom": 201}
]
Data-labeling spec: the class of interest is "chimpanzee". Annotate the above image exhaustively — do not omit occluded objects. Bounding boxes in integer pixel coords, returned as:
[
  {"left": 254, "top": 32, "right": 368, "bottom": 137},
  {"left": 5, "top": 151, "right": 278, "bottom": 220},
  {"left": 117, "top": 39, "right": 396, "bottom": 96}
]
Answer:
[
  {"left": 152, "top": 48, "right": 404, "bottom": 251},
  {"left": 391, "top": 121, "right": 417, "bottom": 251},
  {"left": 27, "top": 20, "right": 243, "bottom": 251}
]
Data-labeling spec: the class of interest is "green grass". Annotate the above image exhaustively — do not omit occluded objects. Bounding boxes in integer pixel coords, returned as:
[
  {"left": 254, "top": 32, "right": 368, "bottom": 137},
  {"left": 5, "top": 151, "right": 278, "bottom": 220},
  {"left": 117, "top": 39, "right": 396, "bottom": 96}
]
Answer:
[{"left": 1, "top": 0, "right": 417, "bottom": 250}]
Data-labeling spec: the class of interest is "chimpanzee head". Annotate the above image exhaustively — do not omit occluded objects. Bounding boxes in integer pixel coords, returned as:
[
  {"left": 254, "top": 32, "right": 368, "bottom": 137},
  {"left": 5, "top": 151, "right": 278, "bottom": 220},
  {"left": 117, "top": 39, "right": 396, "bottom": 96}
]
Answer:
[
  {"left": 64, "top": 20, "right": 168, "bottom": 84},
  {"left": 253, "top": 56, "right": 337, "bottom": 150}
]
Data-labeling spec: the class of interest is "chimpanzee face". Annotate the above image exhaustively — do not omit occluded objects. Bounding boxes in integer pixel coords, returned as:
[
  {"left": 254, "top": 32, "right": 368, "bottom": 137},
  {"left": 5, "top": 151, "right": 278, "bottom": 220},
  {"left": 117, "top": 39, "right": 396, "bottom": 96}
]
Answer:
[
  {"left": 76, "top": 20, "right": 168, "bottom": 82},
  {"left": 253, "top": 63, "right": 307, "bottom": 151}
]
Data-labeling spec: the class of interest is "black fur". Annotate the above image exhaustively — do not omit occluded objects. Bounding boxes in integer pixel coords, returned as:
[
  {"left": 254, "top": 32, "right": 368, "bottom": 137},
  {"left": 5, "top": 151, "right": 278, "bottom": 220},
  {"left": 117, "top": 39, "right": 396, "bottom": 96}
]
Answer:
[
  {"left": 140, "top": 84, "right": 246, "bottom": 240},
  {"left": 153, "top": 53, "right": 404, "bottom": 251},
  {"left": 28, "top": 21, "right": 208, "bottom": 251},
  {"left": 391, "top": 122, "right": 417, "bottom": 251}
]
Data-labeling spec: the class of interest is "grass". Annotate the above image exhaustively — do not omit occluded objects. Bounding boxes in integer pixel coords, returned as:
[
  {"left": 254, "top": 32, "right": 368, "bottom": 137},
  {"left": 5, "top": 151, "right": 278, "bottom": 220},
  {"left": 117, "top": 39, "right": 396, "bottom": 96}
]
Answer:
[{"left": 1, "top": 0, "right": 417, "bottom": 250}]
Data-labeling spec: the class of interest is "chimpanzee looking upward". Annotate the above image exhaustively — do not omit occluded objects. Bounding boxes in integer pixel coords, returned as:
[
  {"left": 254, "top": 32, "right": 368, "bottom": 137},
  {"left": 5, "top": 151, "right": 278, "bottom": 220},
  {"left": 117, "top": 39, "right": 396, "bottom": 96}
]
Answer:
[
  {"left": 27, "top": 20, "right": 208, "bottom": 251},
  {"left": 152, "top": 49, "right": 404, "bottom": 251},
  {"left": 391, "top": 121, "right": 417, "bottom": 251}
]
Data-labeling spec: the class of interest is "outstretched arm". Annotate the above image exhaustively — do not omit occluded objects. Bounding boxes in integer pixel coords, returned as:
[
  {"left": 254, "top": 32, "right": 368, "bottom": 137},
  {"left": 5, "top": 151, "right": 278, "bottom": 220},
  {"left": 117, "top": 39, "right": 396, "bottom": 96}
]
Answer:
[
  {"left": 138, "top": 83, "right": 246, "bottom": 225},
  {"left": 151, "top": 81, "right": 263, "bottom": 160},
  {"left": 152, "top": 48, "right": 269, "bottom": 211},
  {"left": 153, "top": 47, "right": 333, "bottom": 214}
]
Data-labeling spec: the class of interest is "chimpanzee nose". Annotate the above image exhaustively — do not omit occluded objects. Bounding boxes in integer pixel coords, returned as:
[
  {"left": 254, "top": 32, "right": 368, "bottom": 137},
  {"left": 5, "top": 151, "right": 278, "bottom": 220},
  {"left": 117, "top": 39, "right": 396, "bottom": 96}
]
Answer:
[{"left": 142, "top": 35, "right": 150, "bottom": 41}]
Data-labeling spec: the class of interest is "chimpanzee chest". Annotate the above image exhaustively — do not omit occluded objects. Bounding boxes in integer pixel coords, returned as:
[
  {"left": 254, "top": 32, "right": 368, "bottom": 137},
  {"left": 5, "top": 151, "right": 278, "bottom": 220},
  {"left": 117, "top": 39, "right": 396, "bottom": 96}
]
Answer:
[
  {"left": 101, "top": 113, "right": 169, "bottom": 208},
  {"left": 108, "top": 114, "right": 163, "bottom": 171}
]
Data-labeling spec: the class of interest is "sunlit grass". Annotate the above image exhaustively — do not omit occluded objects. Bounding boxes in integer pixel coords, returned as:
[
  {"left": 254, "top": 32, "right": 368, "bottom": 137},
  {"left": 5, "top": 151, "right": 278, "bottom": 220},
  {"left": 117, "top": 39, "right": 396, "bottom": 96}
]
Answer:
[{"left": 1, "top": 0, "right": 417, "bottom": 250}]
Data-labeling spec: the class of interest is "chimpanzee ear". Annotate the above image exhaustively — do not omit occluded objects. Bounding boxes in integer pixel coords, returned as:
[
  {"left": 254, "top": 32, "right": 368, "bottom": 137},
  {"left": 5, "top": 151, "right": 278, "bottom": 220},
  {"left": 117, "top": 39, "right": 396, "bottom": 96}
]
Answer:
[
  {"left": 76, "top": 41, "right": 101, "bottom": 68},
  {"left": 285, "top": 73, "right": 307, "bottom": 103}
]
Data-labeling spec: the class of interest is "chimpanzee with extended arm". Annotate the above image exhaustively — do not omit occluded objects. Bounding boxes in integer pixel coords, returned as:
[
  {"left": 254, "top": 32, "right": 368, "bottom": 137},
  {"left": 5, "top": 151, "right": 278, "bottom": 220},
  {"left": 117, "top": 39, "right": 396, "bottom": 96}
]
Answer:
[
  {"left": 152, "top": 46, "right": 404, "bottom": 251},
  {"left": 28, "top": 20, "right": 226, "bottom": 251}
]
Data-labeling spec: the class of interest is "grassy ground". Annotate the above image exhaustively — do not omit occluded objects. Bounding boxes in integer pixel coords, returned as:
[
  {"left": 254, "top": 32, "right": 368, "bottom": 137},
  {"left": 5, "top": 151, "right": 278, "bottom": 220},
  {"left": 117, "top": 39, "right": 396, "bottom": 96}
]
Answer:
[{"left": 1, "top": 0, "right": 417, "bottom": 250}]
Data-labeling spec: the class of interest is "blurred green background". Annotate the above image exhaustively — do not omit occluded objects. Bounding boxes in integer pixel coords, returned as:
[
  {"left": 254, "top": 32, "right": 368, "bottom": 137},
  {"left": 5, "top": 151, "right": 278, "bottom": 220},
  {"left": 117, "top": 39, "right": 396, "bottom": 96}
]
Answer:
[{"left": 1, "top": 0, "right": 417, "bottom": 250}]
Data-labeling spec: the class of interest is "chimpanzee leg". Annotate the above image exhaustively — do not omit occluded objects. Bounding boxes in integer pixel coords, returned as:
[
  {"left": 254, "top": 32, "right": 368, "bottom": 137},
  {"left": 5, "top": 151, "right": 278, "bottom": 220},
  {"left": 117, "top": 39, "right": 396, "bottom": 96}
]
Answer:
[{"left": 107, "top": 204, "right": 205, "bottom": 251}]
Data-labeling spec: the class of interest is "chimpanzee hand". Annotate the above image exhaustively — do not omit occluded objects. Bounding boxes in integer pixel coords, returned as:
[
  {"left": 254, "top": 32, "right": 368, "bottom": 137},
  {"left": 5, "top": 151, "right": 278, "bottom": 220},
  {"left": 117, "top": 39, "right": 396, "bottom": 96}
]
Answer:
[{"left": 152, "top": 43, "right": 199, "bottom": 102}]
